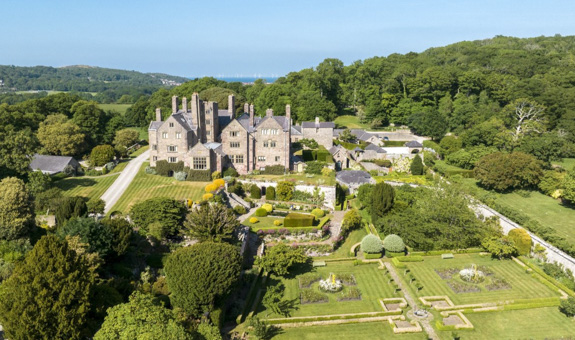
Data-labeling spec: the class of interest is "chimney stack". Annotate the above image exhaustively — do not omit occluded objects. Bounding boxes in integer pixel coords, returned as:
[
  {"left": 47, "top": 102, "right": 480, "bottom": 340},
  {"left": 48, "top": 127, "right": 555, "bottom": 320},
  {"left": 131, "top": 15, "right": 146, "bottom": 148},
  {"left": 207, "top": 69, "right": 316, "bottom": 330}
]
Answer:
[
  {"left": 286, "top": 104, "right": 291, "bottom": 121},
  {"left": 244, "top": 102, "right": 249, "bottom": 113},
  {"left": 315, "top": 116, "right": 320, "bottom": 127},
  {"left": 249, "top": 104, "right": 254, "bottom": 127},
  {"left": 155, "top": 108, "right": 162, "bottom": 122},
  {"left": 182, "top": 97, "right": 188, "bottom": 112},
  {"left": 266, "top": 109, "right": 273, "bottom": 117},
  {"left": 172, "top": 95, "right": 178, "bottom": 114},
  {"left": 228, "top": 94, "right": 235, "bottom": 115}
]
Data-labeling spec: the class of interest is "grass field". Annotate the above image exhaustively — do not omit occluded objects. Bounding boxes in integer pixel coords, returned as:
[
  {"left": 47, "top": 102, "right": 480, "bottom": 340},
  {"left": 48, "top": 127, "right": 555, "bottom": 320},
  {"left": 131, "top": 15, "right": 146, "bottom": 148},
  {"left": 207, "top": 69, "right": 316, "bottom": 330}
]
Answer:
[
  {"left": 461, "top": 178, "right": 575, "bottom": 246},
  {"left": 333, "top": 115, "right": 369, "bottom": 129},
  {"left": 448, "top": 307, "right": 575, "bottom": 340},
  {"left": 322, "top": 228, "right": 368, "bottom": 259},
  {"left": 257, "top": 262, "right": 395, "bottom": 318},
  {"left": 273, "top": 322, "right": 427, "bottom": 340},
  {"left": 553, "top": 157, "right": 575, "bottom": 170},
  {"left": 399, "top": 254, "right": 560, "bottom": 305},
  {"left": 99, "top": 103, "right": 131, "bottom": 115},
  {"left": 109, "top": 163, "right": 208, "bottom": 213},
  {"left": 54, "top": 174, "right": 119, "bottom": 200}
]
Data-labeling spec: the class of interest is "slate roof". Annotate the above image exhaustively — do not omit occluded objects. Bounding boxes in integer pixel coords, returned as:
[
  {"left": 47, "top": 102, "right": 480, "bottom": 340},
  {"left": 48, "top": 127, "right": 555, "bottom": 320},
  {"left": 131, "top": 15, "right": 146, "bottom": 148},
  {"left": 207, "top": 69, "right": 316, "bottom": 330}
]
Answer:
[
  {"left": 291, "top": 125, "right": 302, "bottom": 135},
  {"left": 365, "top": 143, "right": 387, "bottom": 153},
  {"left": 302, "top": 121, "right": 335, "bottom": 128},
  {"left": 217, "top": 110, "right": 233, "bottom": 129},
  {"left": 336, "top": 170, "right": 373, "bottom": 186},
  {"left": 236, "top": 113, "right": 262, "bottom": 132},
  {"left": 405, "top": 140, "right": 423, "bottom": 147},
  {"left": 350, "top": 129, "right": 378, "bottom": 142},
  {"left": 333, "top": 128, "right": 344, "bottom": 137},
  {"left": 256, "top": 115, "right": 291, "bottom": 131},
  {"left": 353, "top": 147, "right": 363, "bottom": 152},
  {"left": 29, "top": 154, "right": 79, "bottom": 174},
  {"left": 329, "top": 145, "right": 343, "bottom": 155},
  {"left": 292, "top": 155, "right": 305, "bottom": 163},
  {"left": 149, "top": 121, "right": 162, "bottom": 130}
]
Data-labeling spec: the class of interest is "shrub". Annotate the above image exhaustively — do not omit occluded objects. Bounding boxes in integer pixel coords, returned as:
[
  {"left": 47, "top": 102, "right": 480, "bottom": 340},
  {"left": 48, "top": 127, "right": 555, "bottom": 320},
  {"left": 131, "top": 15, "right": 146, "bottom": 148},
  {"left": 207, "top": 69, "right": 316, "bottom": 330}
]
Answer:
[
  {"left": 205, "top": 183, "right": 218, "bottom": 193},
  {"left": 364, "top": 252, "right": 382, "bottom": 259},
  {"left": 173, "top": 171, "right": 187, "bottom": 181},
  {"left": 284, "top": 213, "right": 314, "bottom": 228},
  {"left": 383, "top": 234, "right": 405, "bottom": 252},
  {"left": 213, "top": 178, "right": 225, "bottom": 188},
  {"left": 249, "top": 217, "right": 258, "bottom": 224},
  {"left": 276, "top": 181, "right": 294, "bottom": 201},
  {"left": 262, "top": 203, "right": 273, "bottom": 213},
  {"left": 274, "top": 220, "right": 282, "bottom": 226},
  {"left": 233, "top": 205, "right": 246, "bottom": 215},
  {"left": 250, "top": 185, "right": 261, "bottom": 199},
  {"left": 90, "top": 145, "right": 115, "bottom": 166},
  {"left": 361, "top": 234, "right": 383, "bottom": 254},
  {"left": 508, "top": 229, "right": 532, "bottom": 256},
  {"left": 311, "top": 208, "right": 325, "bottom": 219},
  {"left": 305, "top": 161, "right": 326, "bottom": 175},
  {"left": 211, "top": 171, "right": 221, "bottom": 180},
  {"left": 156, "top": 160, "right": 184, "bottom": 176},
  {"left": 374, "top": 159, "right": 392, "bottom": 167},
  {"left": 105, "top": 162, "right": 116, "bottom": 171},
  {"left": 202, "top": 193, "right": 213, "bottom": 201},
  {"left": 474, "top": 152, "right": 543, "bottom": 191},
  {"left": 262, "top": 165, "right": 286, "bottom": 175},
  {"left": 559, "top": 297, "right": 575, "bottom": 317},
  {"left": 185, "top": 168, "right": 211, "bottom": 181},
  {"left": 410, "top": 154, "right": 424, "bottom": 175},
  {"left": 266, "top": 186, "right": 276, "bottom": 200},
  {"left": 223, "top": 167, "right": 238, "bottom": 177},
  {"left": 145, "top": 166, "right": 157, "bottom": 175},
  {"left": 255, "top": 208, "right": 268, "bottom": 217},
  {"left": 228, "top": 184, "right": 244, "bottom": 197},
  {"left": 321, "top": 167, "right": 333, "bottom": 176}
]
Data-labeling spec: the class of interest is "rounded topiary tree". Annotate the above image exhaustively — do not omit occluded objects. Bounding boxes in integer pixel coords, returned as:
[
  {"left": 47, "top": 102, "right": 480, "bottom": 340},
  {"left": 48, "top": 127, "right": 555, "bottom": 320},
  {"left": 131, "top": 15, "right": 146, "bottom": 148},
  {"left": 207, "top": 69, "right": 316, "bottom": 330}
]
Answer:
[
  {"left": 255, "top": 208, "right": 267, "bottom": 217},
  {"left": 311, "top": 208, "right": 325, "bottom": 219},
  {"left": 383, "top": 234, "right": 405, "bottom": 253},
  {"left": 250, "top": 185, "right": 261, "bottom": 199},
  {"left": 507, "top": 229, "right": 532, "bottom": 255},
  {"left": 266, "top": 186, "right": 276, "bottom": 200},
  {"left": 262, "top": 203, "right": 273, "bottom": 213},
  {"left": 361, "top": 234, "right": 383, "bottom": 254}
]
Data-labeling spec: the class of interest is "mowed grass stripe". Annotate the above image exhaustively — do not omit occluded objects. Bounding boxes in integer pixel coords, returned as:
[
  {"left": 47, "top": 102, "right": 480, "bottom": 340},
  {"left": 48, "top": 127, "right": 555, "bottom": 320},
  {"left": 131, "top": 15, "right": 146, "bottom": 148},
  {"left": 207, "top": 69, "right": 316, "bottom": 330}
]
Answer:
[
  {"left": 55, "top": 174, "right": 119, "bottom": 200},
  {"left": 109, "top": 162, "right": 208, "bottom": 213}
]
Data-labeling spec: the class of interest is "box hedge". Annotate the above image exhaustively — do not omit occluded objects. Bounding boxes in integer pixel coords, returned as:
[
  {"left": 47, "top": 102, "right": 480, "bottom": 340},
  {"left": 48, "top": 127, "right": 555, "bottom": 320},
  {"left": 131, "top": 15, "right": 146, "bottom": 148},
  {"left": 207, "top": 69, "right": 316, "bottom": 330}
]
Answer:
[
  {"left": 284, "top": 213, "right": 315, "bottom": 228},
  {"left": 255, "top": 208, "right": 268, "bottom": 217}
]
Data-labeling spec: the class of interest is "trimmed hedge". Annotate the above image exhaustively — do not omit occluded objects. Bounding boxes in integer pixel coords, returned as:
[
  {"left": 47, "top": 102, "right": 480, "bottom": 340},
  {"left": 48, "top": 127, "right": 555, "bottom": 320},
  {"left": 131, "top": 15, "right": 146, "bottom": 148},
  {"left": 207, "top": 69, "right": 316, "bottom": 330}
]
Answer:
[
  {"left": 250, "top": 185, "right": 261, "bottom": 199},
  {"left": 518, "top": 257, "right": 575, "bottom": 297},
  {"left": 396, "top": 256, "right": 423, "bottom": 262},
  {"left": 311, "top": 208, "right": 325, "bottom": 219},
  {"left": 266, "top": 186, "right": 275, "bottom": 200},
  {"left": 391, "top": 257, "right": 406, "bottom": 268},
  {"left": 255, "top": 208, "right": 268, "bottom": 217},
  {"left": 156, "top": 160, "right": 185, "bottom": 176},
  {"left": 262, "top": 165, "right": 286, "bottom": 175},
  {"left": 364, "top": 253, "right": 382, "bottom": 259},
  {"left": 265, "top": 310, "right": 402, "bottom": 325},
  {"left": 409, "top": 248, "right": 484, "bottom": 256},
  {"left": 185, "top": 167, "right": 211, "bottom": 181},
  {"left": 502, "top": 298, "right": 560, "bottom": 311},
  {"left": 284, "top": 213, "right": 315, "bottom": 228}
]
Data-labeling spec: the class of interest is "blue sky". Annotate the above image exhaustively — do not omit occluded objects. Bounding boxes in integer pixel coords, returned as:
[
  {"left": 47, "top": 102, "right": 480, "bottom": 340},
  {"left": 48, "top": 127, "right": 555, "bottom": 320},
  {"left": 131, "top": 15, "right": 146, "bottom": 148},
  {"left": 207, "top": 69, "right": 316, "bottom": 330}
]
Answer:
[{"left": 1, "top": 0, "right": 574, "bottom": 77}]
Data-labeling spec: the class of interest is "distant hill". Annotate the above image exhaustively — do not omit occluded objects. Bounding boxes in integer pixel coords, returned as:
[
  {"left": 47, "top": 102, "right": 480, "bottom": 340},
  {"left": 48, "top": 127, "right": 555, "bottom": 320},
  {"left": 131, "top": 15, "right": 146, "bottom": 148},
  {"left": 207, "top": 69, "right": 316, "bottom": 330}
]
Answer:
[{"left": 0, "top": 65, "right": 189, "bottom": 92}]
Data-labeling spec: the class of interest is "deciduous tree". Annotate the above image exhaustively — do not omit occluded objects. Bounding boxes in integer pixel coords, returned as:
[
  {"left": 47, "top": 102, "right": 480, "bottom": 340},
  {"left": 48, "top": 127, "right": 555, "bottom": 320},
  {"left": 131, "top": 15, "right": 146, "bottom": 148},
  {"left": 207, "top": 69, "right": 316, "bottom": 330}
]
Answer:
[
  {"left": 184, "top": 203, "right": 239, "bottom": 242},
  {"left": 254, "top": 244, "right": 309, "bottom": 276},
  {"left": 0, "top": 177, "right": 33, "bottom": 240}
]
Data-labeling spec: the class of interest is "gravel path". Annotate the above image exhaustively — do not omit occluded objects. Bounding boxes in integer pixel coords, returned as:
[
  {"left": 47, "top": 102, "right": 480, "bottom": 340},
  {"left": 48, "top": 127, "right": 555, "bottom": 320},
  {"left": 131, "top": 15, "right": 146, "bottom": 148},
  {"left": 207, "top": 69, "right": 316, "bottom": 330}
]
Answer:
[{"left": 100, "top": 150, "right": 150, "bottom": 213}]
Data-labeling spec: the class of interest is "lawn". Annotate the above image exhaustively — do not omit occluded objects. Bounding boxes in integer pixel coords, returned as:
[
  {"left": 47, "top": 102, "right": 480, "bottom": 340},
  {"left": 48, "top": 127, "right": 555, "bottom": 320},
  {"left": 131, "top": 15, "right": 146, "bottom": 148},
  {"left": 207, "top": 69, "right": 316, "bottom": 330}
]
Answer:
[
  {"left": 334, "top": 115, "right": 369, "bottom": 129},
  {"left": 109, "top": 163, "right": 208, "bottom": 213},
  {"left": 461, "top": 178, "right": 575, "bottom": 246},
  {"left": 99, "top": 103, "right": 131, "bottom": 115},
  {"left": 322, "top": 228, "right": 368, "bottom": 259},
  {"left": 256, "top": 262, "right": 396, "bottom": 318},
  {"left": 54, "top": 174, "right": 119, "bottom": 200},
  {"left": 273, "top": 321, "right": 427, "bottom": 340},
  {"left": 446, "top": 307, "right": 575, "bottom": 340},
  {"left": 398, "top": 254, "right": 561, "bottom": 306},
  {"left": 552, "top": 157, "right": 575, "bottom": 170},
  {"left": 243, "top": 216, "right": 285, "bottom": 230}
]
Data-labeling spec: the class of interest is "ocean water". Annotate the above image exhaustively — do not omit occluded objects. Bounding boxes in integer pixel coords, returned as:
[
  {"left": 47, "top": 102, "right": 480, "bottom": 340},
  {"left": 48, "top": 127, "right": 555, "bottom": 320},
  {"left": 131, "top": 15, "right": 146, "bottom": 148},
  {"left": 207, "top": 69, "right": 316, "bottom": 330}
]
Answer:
[{"left": 216, "top": 77, "right": 278, "bottom": 84}]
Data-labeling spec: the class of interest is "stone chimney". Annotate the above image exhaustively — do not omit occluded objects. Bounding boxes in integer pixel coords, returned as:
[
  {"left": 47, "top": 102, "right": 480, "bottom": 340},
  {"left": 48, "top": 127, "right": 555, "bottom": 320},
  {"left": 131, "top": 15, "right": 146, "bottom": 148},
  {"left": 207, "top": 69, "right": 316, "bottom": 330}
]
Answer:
[
  {"left": 266, "top": 109, "right": 273, "bottom": 117},
  {"left": 315, "top": 116, "right": 320, "bottom": 127},
  {"left": 182, "top": 97, "right": 188, "bottom": 112},
  {"left": 249, "top": 104, "right": 254, "bottom": 127},
  {"left": 228, "top": 94, "right": 235, "bottom": 115},
  {"left": 286, "top": 104, "right": 291, "bottom": 121},
  {"left": 172, "top": 95, "right": 178, "bottom": 114},
  {"left": 244, "top": 102, "right": 249, "bottom": 113},
  {"left": 155, "top": 108, "right": 162, "bottom": 122},
  {"left": 191, "top": 92, "right": 200, "bottom": 126}
]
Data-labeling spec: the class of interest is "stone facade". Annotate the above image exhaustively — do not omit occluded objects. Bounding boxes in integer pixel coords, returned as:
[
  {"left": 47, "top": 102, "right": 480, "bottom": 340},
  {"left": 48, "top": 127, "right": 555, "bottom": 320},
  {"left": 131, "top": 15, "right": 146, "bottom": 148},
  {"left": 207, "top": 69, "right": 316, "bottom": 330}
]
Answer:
[{"left": 301, "top": 117, "right": 334, "bottom": 149}]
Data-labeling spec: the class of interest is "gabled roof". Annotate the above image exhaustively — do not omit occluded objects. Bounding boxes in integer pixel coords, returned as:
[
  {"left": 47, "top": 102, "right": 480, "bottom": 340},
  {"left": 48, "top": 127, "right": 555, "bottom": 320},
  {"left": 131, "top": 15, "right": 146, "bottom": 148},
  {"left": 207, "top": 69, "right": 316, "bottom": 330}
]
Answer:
[
  {"left": 302, "top": 121, "right": 335, "bottom": 129},
  {"left": 350, "top": 129, "right": 378, "bottom": 142},
  {"left": 291, "top": 125, "right": 302, "bottom": 135},
  {"left": 218, "top": 110, "right": 233, "bottom": 129},
  {"left": 235, "top": 113, "right": 261, "bottom": 132},
  {"left": 333, "top": 128, "right": 344, "bottom": 137},
  {"left": 329, "top": 145, "right": 343, "bottom": 155},
  {"left": 171, "top": 112, "right": 193, "bottom": 131},
  {"left": 29, "top": 154, "right": 78, "bottom": 174},
  {"left": 256, "top": 115, "right": 290, "bottom": 131},
  {"left": 336, "top": 170, "right": 373, "bottom": 185},
  {"left": 405, "top": 140, "right": 423, "bottom": 147},
  {"left": 148, "top": 121, "right": 162, "bottom": 130},
  {"left": 365, "top": 143, "right": 387, "bottom": 153},
  {"left": 353, "top": 147, "right": 363, "bottom": 152}
]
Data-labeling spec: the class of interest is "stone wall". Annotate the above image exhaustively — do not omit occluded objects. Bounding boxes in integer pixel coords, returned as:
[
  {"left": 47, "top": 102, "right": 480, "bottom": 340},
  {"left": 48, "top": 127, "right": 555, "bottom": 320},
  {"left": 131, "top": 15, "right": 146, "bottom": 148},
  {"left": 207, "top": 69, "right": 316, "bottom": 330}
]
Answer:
[
  {"left": 302, "top": 127, "right": 333, "bottom": 149},
  {"left": 253, "top": 118, "right": 290, "bottom": 170}
]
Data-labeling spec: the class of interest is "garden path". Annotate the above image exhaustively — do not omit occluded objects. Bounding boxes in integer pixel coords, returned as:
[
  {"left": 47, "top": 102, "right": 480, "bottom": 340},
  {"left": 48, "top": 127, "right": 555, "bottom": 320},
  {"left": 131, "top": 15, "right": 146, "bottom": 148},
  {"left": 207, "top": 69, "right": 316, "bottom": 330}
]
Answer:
[
  {"left": 100, "top": 149, "right": 150, "bottom": 213},
  {"left": 384, "top": 262, "right": 439, "bottom": 340}
]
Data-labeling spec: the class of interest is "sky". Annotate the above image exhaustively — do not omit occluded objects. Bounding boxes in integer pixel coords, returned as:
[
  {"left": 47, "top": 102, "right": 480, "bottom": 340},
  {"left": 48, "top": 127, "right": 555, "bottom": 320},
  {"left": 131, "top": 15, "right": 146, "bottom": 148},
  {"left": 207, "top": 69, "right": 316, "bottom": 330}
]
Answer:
[{"left": 1, "top": 0, "right": 574, "bottom": 78}]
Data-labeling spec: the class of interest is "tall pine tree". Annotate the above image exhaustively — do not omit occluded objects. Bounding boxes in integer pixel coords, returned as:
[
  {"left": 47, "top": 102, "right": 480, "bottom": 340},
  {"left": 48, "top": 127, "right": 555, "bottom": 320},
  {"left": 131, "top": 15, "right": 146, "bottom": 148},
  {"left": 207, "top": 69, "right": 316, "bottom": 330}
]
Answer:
[{"left": 370, "top": 182, "right": 395, "bottom": 222}]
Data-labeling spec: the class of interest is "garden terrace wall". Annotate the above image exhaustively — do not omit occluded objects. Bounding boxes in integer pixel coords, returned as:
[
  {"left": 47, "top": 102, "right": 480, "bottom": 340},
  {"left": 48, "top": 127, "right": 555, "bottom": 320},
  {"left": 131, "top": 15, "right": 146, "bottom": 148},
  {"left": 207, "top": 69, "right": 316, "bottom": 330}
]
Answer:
[{"left": 237, "top": 179, "right": 336, "bottom": 209}]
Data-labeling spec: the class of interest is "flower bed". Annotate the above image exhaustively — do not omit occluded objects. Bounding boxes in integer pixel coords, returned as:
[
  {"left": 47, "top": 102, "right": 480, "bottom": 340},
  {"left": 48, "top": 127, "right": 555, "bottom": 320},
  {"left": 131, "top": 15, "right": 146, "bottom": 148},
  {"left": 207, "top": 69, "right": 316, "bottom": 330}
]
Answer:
[
  {"left": 299, "top": 273, "right": 322, "bottom": 288},
  {"left": 337, "top": 287, "right": 362, "bottom": 301},
  {"left": 300, "top": 288, "right": 329, "bottom": 304},
  {"left": 435, "top": 265, "right": 511, "bottom": 294}
]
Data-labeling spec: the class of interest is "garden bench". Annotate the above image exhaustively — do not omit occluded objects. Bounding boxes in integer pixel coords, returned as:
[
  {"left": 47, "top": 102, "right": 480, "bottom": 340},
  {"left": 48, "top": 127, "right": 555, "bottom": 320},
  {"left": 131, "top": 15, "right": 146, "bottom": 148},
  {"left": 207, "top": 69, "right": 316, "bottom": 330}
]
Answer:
[{"left": 441, "top": 253, "right": 454, "bottom": 259}]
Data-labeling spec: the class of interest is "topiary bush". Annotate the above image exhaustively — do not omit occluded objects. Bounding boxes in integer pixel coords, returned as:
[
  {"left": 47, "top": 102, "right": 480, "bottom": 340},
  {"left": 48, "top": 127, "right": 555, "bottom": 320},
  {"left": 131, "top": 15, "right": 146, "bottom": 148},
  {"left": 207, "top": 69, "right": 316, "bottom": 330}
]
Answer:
[
  {"left": 223, "top": 167, "right": 238, "bottom": 178},
  {"left": 284, "top": 213, "right": 314, "bottom": 228},
  {"left": 508, "top": 228, "right": 532, "bottom": 256},
  {"left": 202, "top": 193, "right": 213, "bottom": 201},
  {"left": 211, "top": 171, "right": 221, "bottom": 180},
  {"left": 174, "top": 171, "right": 187, "bottom": 181},
  {"left": 205, "top": 183, "right": 218, "bottom": 193},
  {"left": 262, "top": 203, "right": 273, "bottom": 213},
  {"left": 255, "top": 208, "right": 268, "bottom": 217},
  {"left": 311, "top": 208, "right": 325, "bottom": 219},
  {"left": 361, "top": 234, "right": 383, "bottom": 254},
  {"left": 250, "top": 185, "right": 261, "bottom": 199},
  {"left": 233, "top": 205, "right": 246, "bottom": 215},
  {"left": 274, "top": 220, "right": 282, "bottom": 226},
  {"left": 266, "top": 186, "right": 276, "bottom": 200},
  {"left": 383, "top": 234, "right": 405, "bottom": 253},
  {"left": 249, "top": 217, "right": 258, "bottom": 224},
  {"left": 213, "top": 179, "right": 225, "bottom": 188}
]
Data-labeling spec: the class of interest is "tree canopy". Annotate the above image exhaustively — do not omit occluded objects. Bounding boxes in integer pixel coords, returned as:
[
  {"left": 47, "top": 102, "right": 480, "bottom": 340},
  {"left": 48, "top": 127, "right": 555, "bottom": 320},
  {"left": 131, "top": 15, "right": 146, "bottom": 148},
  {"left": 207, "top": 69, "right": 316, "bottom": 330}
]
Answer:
[{"left": 184, "top": 203, "right": 239, "bottom": 242}]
